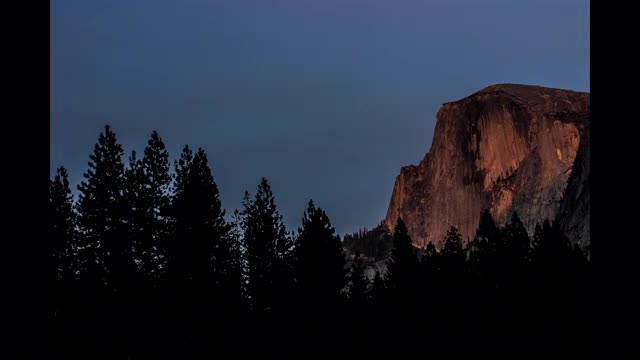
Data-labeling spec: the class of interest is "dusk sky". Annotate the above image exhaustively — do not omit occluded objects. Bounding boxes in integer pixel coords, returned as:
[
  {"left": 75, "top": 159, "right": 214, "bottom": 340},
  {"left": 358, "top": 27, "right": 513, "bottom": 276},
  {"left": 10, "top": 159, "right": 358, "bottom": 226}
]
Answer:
[{"left": 50, "top": 0, "right": 590, "bottom": 236}]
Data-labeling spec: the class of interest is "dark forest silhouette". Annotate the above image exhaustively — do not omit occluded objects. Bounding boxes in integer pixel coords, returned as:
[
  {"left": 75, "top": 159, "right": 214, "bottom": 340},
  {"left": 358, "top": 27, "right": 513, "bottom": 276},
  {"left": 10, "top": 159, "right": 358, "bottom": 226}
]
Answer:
[{"left": 49, "top": 125, "right": 590, "bottom": 356}]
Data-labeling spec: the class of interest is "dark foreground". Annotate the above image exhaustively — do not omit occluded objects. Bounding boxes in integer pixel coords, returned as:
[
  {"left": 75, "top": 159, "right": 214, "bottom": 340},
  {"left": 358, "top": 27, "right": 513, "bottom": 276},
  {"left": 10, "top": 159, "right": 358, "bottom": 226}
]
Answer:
[{"left": 47, "top": 282, "right": 589, "bottom": 357}]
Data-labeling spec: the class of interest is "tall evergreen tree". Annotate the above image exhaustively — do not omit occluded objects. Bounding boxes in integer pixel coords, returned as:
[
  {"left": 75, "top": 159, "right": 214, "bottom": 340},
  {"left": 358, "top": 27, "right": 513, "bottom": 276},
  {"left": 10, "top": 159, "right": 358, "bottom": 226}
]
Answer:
[
  {"left": 167, "top": 147, "right": 229, "bottom": 292},
  {"left": 530, "top": 219, "right": 574, "bottom": 287},
  {"left": 242, "top": 178, "right": 291, "bottom": 313},
  {"left": 141, "top": 131, "right": 171, "bottom": 282},
  {"left": 469, "top": 210, "right": 501, "bottom": 287},
  {"left": 76, "top": 125, "right": 131, "bottom": 290},
  {"left": 503, "top": 211, "right": 530, "bottom": 286},
  {"left": 349, "top": 252, "right": 368, "bottom": 305},
  {"left": 49, "top": 166, "right": 77, "bottom": 283},
  {"left": 386, "top": 218, "right": 420, "bottom": 290},
  {"left": 504, "top": 212, "right": 530, "bottom": 263},
  {"left": 225, "top": 209, "right": 247, "bottom": 309},
  {"left": 421, "top": 241, "right": 439, "bottom": 288},
  {"left": 476, "top": 209, "right": 499, "bottom": 242},
  {"left": 124, "top": 137, "right": 171, "bottom": 286},
  {"left": 440, "top": 226, "right": 466, "bottom": 287},
  {"left": 124, "top": 150, "right": 147, "bottom": 285},
  {"left": 371, "top": 271, "right": 385, "bottom": 294},
  {"left": 295, "top": 200, "right": 346, "bottom": 300},
  {"left": 173, "top": 145, "right": 193, "bottom": 201},
  {"left": 166, "top": 145, "right": 193, "bottom": 285}
]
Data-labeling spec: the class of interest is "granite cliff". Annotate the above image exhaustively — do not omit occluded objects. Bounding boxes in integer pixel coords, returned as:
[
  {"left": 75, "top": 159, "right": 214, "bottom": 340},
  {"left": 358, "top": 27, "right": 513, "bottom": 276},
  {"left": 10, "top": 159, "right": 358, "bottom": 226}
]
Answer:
[{"left": 385, "top": 84, "right": 590, "bottom": 252}]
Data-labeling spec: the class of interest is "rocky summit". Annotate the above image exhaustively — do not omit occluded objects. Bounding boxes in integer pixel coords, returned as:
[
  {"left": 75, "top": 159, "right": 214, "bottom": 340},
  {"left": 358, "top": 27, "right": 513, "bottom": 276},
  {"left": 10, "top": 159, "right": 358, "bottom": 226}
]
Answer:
[{"left": 385, "top": 84, "right": 590, "bottom": 253}]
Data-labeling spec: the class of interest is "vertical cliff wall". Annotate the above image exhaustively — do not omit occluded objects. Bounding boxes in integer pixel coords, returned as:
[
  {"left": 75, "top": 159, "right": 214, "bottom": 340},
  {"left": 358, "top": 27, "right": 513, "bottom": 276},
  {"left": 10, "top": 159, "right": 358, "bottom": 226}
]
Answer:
[{"left": 385, "top": 84, "right": 590, "bottom": 250}]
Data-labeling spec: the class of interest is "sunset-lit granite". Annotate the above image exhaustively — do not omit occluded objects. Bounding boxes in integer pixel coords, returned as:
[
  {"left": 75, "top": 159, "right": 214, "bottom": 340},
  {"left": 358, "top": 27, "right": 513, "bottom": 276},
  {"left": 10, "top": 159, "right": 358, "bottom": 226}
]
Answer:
[{"left": 385, "top": 84, "right": 590, "bottom": 252}]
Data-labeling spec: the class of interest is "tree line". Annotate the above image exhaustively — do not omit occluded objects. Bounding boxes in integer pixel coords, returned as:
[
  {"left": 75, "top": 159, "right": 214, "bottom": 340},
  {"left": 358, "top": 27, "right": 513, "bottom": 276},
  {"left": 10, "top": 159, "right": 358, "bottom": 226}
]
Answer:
[
  {"left": 383, "top": 211, "right": 589, "bottom": 295},
  {"left": 342, "top": 221, "right": 393, "bottom": 260},
  {"left": 49, "top": 125, "right": 590, "bottom": 355}
]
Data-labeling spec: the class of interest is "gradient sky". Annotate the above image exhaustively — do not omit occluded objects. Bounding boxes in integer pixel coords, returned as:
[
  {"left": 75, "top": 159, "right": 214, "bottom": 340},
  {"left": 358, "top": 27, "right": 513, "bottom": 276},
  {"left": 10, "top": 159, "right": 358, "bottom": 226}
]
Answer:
[{"left": 50, "top": 0, "right": 590, "bottom": 236}]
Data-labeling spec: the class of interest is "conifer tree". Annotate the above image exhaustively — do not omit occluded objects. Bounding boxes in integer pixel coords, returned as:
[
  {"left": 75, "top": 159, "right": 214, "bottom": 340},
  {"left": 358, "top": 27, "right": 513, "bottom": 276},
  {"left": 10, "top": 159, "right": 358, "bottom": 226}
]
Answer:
[
  {"left": 295, "top": 200, "right": 346, "bottom": 300},
  {"left": 49, "top": 166, "right": 77, "bottom": 283},
  {"left": 141, "top": 131, "right": 171, "bottom": 282},
  {"left": 224, "top": 209, "right": 247, "bottom": 309},
  {"left": 470, "top": 210, "right": 501, "bottom": 286},
  {"left": 242, "top": 178, "right": 291, "bottom": 313},
  {"left": 476, "top": 209, "right": 499, "bottom": 243},
  {"left": 76, "top": 125, "right": 131, "bottom": 290},
  {"left": 504, "top": 212, "right": 530, "bottom": 262},
  {"left": 124, "top": 150, "right": 147, "bottom": 285},
  {"left": 503, "top": 211, "right": 530, "bottom": 286},
  {"left": 166, "top": 145, "right": 193, "bottom": 285},
  {"left": 370, "top": 270, "right": 386, "bottom": 305},
  {"left": 349, "top": 252, "right": 368, "bottom": 305},
  {"left": 441, "top": 226, "right": 466, "bottom": 287},
  {"left": 421, "top": 241, "right": 439, "bottom": 288},
  {"left": 386, "top": 218, "right": 420, "bottom": 290},
  {"left": 167, "top": 147, "right": 229, "bottom": 292},
  {"left": 531, "top": 219, "right": 574, "bottom": 287}
]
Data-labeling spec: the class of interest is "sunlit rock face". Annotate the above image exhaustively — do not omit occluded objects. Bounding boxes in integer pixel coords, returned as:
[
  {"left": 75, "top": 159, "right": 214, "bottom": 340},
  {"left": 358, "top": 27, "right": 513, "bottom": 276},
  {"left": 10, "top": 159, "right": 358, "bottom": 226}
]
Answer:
[{"left": 385, "top": 84, "right": 590, "bottom": 251}]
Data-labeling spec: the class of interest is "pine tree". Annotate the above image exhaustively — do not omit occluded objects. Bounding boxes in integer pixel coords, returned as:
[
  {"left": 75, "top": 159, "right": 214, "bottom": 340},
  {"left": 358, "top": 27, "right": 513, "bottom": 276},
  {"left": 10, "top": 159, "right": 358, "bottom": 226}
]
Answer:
[
  {"left": 76, "top": 125, "right": 131, "bottom": 290},
  {"left": 503, "top": 212, "right": 530, "bottom": 286},
  {"left": 166, "top": 145, "right": 193, "bottom": 285},
  {"left": 386, "top": 218, "right": 420, "bottom": 290},
  {"left": 295, "top": 200, "right": 346, "bottom": 300},
  {"left": 421, "top": 241, "right": 439, "bottom": 288},
  {"left": 141, "top": 131, "right": 171, "bottom": 282},
  {"left": 225, "top": 209, "right": 247, "bottom": 309},
  {"left": 349, "top": 252, "right": 368, "bottom": 305},
  {"left": 124, "top": 137, "right": 170, "bottom": 286},
  {"left": 242, "top": 178, "right": 291, "bottom": 313},
  {"left": 470, "top": 210, "right": 500, "bottom": 287},
  {"left": 167, "top": 147, "right": 229, "bottom": 291},
  {"left": 370, "top": 270, "right": 386, "bottom": 306},
  {"left": 531, "top": 219, "right": 566, "bottom": 267},
  {"left": 476, "top": 209, "right": 499, "bottom": 243},
  {"left": 530, "top": 219, "right": 574, "bottom": 287},
  {"left": 49, "top": 166, "right": 77, "bottom": 283},
  {"left": 124, "top": 150, "right": 147, "bottom": 285},
  {"left": 173, "top": 145, "right": 193, "bottom": 201},
  {"left": 441, "top": 226, "right": 466, "bottom": 287},
  {"left": 505, "top": 212, "right": 530, "bottom": 262},
  {"left": 372, "top": 271, "right": 385, "bottom": 293}
]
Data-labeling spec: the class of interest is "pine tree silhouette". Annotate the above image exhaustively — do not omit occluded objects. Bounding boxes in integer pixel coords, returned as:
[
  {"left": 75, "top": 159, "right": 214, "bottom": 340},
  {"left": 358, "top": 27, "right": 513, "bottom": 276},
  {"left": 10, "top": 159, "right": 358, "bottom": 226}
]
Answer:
[
  {"left": 295, "top": 199, "right": 346, "bottom": 301},
  {"left": 469, "top": 209, "right": 501, "bottom": 287},
  {"left": 165, "top": 145, "right": 193, "bottom": 286},
  {"left": 531, "top": 219, "right": 574, "bottom": 288},
  {"left": 349, "top": 252, "right": 368, "bottom": 306},
  {"left": 386, "top": 218, "right": 420, "bottom": 290},
  {"left": 76, "top": 125, "right": 132, "bottom": 291},
  {"left": 124, "top": 149, "right": 147, "bottom": 285},
  {"left": 141, "top": 131, "right": 171, "bottom": 283},
  {"left": 242, "top": 178, "right": 291, "bottom": 313},
  {"left": 503, "top": 211, "right": 530, "bottom": 287},
  {"left": 167, "top": 147, "right": 228, "bottom": 291},
  {"left": 225, "top": 209, "right": 248, "bottom": 311},
  {"left": 371, "top": 270, "right": 386, "bottom": 301},
  {"left": 441, "top": 226, "right": 466, "bottom": 288},
  {"left": 421, "top": 241, "right": 439, "bottom": 289},
  {"left": 49, "top": 166, "right": 77, "bottom": 284}
]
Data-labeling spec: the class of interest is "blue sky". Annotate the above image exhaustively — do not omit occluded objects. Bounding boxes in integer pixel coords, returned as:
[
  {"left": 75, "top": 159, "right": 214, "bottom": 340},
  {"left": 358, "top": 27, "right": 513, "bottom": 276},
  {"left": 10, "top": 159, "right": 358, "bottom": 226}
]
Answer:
[{"left": 50, "top": 0, "right": 589, "bottom": 235}]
